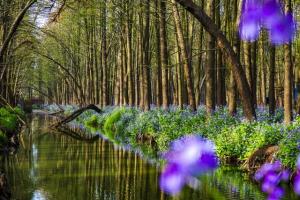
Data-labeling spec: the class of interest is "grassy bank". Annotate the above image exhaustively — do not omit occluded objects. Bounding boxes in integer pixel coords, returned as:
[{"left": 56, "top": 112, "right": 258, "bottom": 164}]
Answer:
[
  {"left": 0, "top": 106, "right": 25, "bottom": 151},
  {"left": 46, "top": 105, "right": 300, "bottom": 170}
]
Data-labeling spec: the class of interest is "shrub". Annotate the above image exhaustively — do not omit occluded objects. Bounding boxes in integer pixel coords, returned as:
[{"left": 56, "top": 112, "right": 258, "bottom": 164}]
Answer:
[
  {"left": 0, "top": 107, "right": 19, "bottom": 132},
  {"left": 103, "top": 107, "right": 126, "bottom": 138},
  {"left": 277, "top": 117, "right": 300, "bottom": 168},
  {"left": 214, "top": 123, "right": 256, "bottom": 161},
  {"left": 84, "top": 114, "right": 99, "bottom": 128},
  {"left": 244, "top": 122, "right": 283, "bottom": 159}
]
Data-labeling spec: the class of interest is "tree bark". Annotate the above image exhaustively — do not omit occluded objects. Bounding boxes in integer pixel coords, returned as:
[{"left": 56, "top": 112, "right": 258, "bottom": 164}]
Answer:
[
  {"left": 205, "top": 0, "right": 216, "bottom": 114},
  {"left": 172, "top": 0, "right": 196, "bottom": 111},
  {"left": 174, "top": 0, "right": 256, "bottom": 120},
  {"left": 159, "top": 0, "right": 169, "bottom": 109},
  {"left": 284, "top": 0, "right": 293, "bottom": 124},
  {"left": 269, "top": 45, "right": 276, "bottom": 115}
]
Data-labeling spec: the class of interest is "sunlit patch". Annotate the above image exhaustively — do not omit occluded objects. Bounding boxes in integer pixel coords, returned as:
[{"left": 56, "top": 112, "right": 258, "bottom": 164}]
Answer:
[{"left": 32, "top": 189, "right": 51, "bottom": 200}]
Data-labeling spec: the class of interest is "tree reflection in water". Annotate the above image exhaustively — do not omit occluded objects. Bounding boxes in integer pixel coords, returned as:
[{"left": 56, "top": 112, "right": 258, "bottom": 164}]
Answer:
[{"left": 4, "top": 115, "right": 297, "bottom": 200}]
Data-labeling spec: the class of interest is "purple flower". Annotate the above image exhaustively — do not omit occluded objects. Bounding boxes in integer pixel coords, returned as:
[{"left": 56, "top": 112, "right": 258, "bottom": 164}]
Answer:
[
  {"left": 269, "top": 12, "right": 296, "bottom": 45},
  {"left": 261, "top": 0, "right": 283, "bottom": 29},
  {"left": 255, "top": 161, "right": 281, "bottom": 181},
  {"left": 294, "top": 174, "right": 300, "bottom": 195},
  {"left": 159, "top": 163, "right": 186, "bottom": 195},
  {"left": 160, "top": 135, "right": 218, "bottom": 195},
  {"left": 164, "top": 135, "right": 218, "bottom": 175},
  {"left": 280, "top": 170, "right": 290, "bottom": 182},
  {"left": 255, "top": 161, "right": 289, "bottom": 200},
  {"left": 268, "top": 187, "right": 285, "bottom": 200},
  {"left": 239, "top": 0, "right": 262, "bottom": 41},
  {"left": 239, "top": 0, "right": 297, "bottom": 45},
  {"left": 293, "top": 155, "right": 300, "bottom": 195}
]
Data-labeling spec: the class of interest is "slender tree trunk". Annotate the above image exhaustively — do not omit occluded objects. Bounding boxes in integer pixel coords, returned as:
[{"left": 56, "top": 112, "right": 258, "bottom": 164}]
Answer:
[
  {"left": 205, "top": 0, "right": 216, "bottom": 114},
  {"left": 155, "top": 0, "right": 162, "bottom": 107},
  {"left": 228, "top": 0, "right": 240, "bottom": 115},
  {"left": 172, "top": 0, "right": 196, "bottom": 111},
  {"left": 251, "top": 41, "right": 257, "bottom": 106},
  {"left": 269, "top": 45, "right": 276, "bottom": 115},
  {"left": 159, "top": 0, "right": 169, "bottom": 109},
  {"left": 284, "top": 0, "right": 293, "bottom": 124},
  {"left": 142, "top": 0, "right": 151, "bottom": 111},
  {"left": 126, "top": 3, "right": 134, "bottom": 106}
]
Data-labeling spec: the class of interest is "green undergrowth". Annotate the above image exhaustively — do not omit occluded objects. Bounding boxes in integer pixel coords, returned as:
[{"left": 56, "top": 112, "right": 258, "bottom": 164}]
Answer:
[
  {"left": 0, "top": 106, "right": 25, "bottom": 147},
  {"left": 48, "top": 105, "right": 300, "bottom": 169},
  {"left": 0, "top": 106, "right": 25, "bottom": 132}
]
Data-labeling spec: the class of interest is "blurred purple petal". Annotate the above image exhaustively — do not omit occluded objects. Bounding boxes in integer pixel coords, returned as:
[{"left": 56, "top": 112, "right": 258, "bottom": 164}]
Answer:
[
  {"left": 166, "top": 135, "right": 218, "bottom": 173},
  {"left": 280, "top": 170, "right": 290, "bottom": 182},
  {"left": 255, "top": 162, "right": 281, "bottom": 181},
  {"left": 262, "top": 180, "right": 276, "bottom": 193},
  {"left": 264, "top": 171, "right": 280, "bottom": 185},
  {"left": 239, "top": 16, "right": 261, "bottom": 41},
  {"left": 159, "top": 163, "right": 186, "bottom": 195},
  {"left": 294, "top": 174, "right": 300, "bottom": 195},
  {"left": 269, "top": 12, "right": 296, "bottom": 45},
  {"left": 261, "top": 0, "right": 283, "bottom": 29},
  {"left": 239, "top": 0, "right": 262, "bottom": 41},
  {"left": 268, "top": 187, "right": 284, "bottom": 200}
]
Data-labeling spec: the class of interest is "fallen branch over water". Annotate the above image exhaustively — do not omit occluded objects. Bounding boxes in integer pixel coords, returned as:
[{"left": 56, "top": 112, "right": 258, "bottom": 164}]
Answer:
[{"left": 52, "top": 104, "right": 102, "bottom": 128}]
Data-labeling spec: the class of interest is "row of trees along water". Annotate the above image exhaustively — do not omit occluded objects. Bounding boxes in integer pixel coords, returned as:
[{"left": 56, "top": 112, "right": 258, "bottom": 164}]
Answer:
[{"left": 0, "top": 0, "right": 299, "bottom": 123}]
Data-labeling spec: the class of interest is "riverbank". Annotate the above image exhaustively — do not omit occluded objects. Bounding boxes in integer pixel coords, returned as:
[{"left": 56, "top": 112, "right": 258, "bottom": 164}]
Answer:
[
  {"left": 8, "top": 114, "right": 279, "bottom": 200},
  {"left": 45, "top": 105, "right": 300, "bottom": 173},
  {"left": 0, "top": 106, "right": 26, "bottom": 200}
]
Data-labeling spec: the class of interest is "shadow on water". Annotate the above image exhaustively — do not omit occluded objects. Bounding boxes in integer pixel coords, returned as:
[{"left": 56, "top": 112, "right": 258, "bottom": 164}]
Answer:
[{"left": 3, "top": 114, "right": 299, "bottom": 200}]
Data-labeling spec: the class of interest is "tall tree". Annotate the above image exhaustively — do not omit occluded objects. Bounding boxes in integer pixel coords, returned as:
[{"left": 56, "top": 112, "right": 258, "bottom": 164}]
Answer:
[{"left": 172, "top": 0, "right": 196, "bottom": 111}]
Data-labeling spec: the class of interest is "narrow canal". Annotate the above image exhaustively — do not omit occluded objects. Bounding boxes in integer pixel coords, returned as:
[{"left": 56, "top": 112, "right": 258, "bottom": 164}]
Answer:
[{"left": 3, "top": 114, "right": 297, "bottom": 200}]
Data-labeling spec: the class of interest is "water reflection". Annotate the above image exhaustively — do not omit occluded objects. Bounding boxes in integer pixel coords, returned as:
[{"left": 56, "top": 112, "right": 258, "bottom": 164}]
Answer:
[{"left": 3, "top": 115, "right": 298, "bottom": 200}]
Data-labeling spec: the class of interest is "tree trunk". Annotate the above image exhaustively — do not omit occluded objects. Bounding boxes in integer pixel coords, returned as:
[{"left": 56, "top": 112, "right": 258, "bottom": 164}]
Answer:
[
  {"left": 269, "top": 45, "right": 276, "bottom": 115},
  {"left": 159, "top": 0, "right": 169, "bottom": 109},
  {"left": 174, "top": 0, "right": 256, "bottom": 120},
  {"left": 172, "top": 0, "right": 196, "bottom": 111},
  {"left": 284, "top": 0, "right": 293, "bottom": 124},
  {"left": 205, "top": 0, "right": 216, "bottom": 114}
]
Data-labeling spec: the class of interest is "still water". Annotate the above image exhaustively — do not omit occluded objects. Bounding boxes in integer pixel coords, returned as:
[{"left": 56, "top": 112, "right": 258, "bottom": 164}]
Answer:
[{"left": 3, "top": 114, "right": 298, "bottom": 200}]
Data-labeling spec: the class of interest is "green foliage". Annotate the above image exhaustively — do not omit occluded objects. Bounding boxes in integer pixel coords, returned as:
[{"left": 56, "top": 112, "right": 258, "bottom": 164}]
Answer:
[
  {"left": 103, "top": 107, "right": 126, "bottom": 138},
  {"left": 214, "top": 123, "right": 256, "bottom": 161},
  {"left": 13, "top": 106, "right": 26, "bottom": 119},
  {"left": 277, "top": 117, "right": 300, "bottom": 169},
  {"left": 214, "top": 122, "right": 284, "bottom": 161},
  {"left": 84, "top": 114, "right": 100, "bottom": 128},
  {"left": 0, "top": 106, "right": 25, "bottom": 133},
  {"left": 0, "top": 107, "right": 21, "bottom": 132}
]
